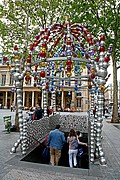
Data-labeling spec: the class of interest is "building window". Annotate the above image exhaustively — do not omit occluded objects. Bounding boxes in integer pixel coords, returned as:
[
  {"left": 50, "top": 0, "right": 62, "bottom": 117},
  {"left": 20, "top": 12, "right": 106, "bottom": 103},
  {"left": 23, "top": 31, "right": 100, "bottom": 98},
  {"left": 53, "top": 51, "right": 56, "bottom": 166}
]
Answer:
[
  {"left": 76, "top": 92, "right": 82, "bottom": 96},
  {"left": 9, "top": 75, "right": 14, "bottom": 85},
  {"left": 77, "top": 98, "right": 82, "bottom": 107},
  {"left": 2, "top": 74, "right": 6, "bottom": 85}
]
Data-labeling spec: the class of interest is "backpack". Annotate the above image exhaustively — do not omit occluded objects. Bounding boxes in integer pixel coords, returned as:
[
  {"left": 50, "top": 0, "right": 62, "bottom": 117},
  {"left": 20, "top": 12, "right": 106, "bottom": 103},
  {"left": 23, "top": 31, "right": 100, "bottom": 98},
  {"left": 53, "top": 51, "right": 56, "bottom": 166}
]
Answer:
[
  {"left": 77, "top": 148, "right": 84, "bottom": 158},
  {"left": 74, "top": 138, "right": 78, "bottom": 149}
]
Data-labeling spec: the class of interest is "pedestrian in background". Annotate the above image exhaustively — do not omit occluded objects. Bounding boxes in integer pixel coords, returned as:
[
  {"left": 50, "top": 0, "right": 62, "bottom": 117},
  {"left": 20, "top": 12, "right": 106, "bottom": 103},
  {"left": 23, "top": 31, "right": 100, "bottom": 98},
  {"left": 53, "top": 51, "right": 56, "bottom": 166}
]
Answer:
[
  {"left": 46, "top": 124, "right": 66, "bottom": 166},
  {"left": 34, "top": 103, "right": 44, "bottom": 120},
  {"left": 27, "top": 107, "right": 34, "bottom": 121}
]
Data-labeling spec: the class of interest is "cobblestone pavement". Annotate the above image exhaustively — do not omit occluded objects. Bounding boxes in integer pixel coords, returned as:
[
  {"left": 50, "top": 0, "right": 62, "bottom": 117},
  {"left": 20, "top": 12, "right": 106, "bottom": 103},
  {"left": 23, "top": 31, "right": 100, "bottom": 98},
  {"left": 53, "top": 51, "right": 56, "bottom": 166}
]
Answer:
[{"left": 0, "top": 110, "right": 120, "bottom": 180}]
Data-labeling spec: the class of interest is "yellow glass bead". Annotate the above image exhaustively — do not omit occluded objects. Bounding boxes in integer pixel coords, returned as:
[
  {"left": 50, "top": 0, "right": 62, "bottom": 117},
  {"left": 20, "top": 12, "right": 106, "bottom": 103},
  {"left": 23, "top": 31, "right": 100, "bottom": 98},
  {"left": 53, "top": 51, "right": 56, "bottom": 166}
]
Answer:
[
  {"left": 49, "top": 53, "right": 52, "bottom": 57},
  {"left": 91, "top": 69, "right": 96, "bottom": 73},
  {"left": 67, "top": 72, "right": 72, "bottom": 77},
  {"left": 40, "top": 62, "right": 46, "bottom": 67},
  {"left": 26, "top": 72, "right": 30, "bottom": 76},
  {"left": 14, "top": 55, "right": 19, "bottom": 59},
  {"left": 8, "top": 64, "right": 11, "bottom": 69},
  {"left": 42, "top": 47, "right": 46, "bottom": 52},
  {"left": 100, "top": 85, "right": 106, "bottom": 92}
]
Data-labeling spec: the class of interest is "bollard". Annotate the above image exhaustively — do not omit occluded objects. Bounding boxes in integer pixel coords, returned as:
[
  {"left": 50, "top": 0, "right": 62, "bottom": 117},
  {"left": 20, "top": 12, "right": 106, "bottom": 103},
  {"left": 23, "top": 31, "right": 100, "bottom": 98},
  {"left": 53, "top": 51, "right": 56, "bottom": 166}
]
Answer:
[{"left": 3, "top": 116, "right": 12, "bottom": 133}]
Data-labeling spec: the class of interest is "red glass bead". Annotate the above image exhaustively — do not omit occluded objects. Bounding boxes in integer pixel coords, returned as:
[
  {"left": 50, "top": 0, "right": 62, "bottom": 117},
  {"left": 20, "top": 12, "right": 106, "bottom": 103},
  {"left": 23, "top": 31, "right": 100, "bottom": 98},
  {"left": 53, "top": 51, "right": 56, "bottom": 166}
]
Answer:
[
  {"left": 44, "top": 28, "right": 48, "bottom": 32},
  {"left": 46, "top": 85, "right": 49, "bottom": 89},
  {"left": 14, "top": 45, "right": 18, "bottom": 50},
  {"left": 67, "top": 66, "right": 72, "bottom": 71},
  {"left": 40, "top": 71, "right": 45, "bottom": 77},
  {"left": 25, "top": 76, "right": 31, "bottom": 81},
  {"left": 99, "top": 46, "right": 105, "bottom": 52},
  {"left": 34, "top": 77, "right": 37, "bottom": 80},
  {"left": 28, "top": 54, "right": 31, "bottom": 59},
  {"left": 90, "top": 73, "right": 96, "bottom": 79},
  {"left": 100, "top": 36, "right": 105, "bottom": 41},
  {"left": 96, "top": 57, "right": 99, "bottom": 62},
  {"left": 104, "top": 57, "right": 110, "bottom": 62},
  {"left": 39, "top": 52, "right": 46, "bottom": 57},
  {"left": 44, "top": 35, "right": 48, "bottom": 40},
  {"left": 3, "top": 57, "right": 8, "bottom": 61},
  {"left": 35, "top": 65, "right": 38, "bottom": 71},
  {"left": 27, "top": 58, "right": 31, "bottom": 63},
  {"left": 89, "top": 41, "right": 93, "bottom": 46},
  {"left": 88, "top": 77, "right": 91, "bottom": 82},
  {"left": 66, "top": 60, "right": 72, "bottom": 66},
  {"left": 35, "top": 35, "right": 39, "bottom": 39},
  {"left": 87, "top": 37, "right": 92, "bottom": 42},
  {"left": 85, "top": 54, "right": 89, "bottom": 59},
  {"left": 42, "top": 43, "right": 47, "bottom": 47},
  {"left": 67, "top": 41, "right": 71, "bottom": 45},
  {"left": 88, "top": 84, "right": 92, "bottom": 89}
]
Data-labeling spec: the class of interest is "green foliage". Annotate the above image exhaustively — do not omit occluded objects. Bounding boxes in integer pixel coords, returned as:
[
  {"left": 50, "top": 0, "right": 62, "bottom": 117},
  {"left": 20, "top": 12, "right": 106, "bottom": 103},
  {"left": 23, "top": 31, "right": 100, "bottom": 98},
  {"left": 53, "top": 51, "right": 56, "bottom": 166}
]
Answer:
[
  {"left": 67, "top": 0, "right": 120, "bottom": 62},
  {"left": 0, "top": 0, "right": 67, "bottom": 58}
]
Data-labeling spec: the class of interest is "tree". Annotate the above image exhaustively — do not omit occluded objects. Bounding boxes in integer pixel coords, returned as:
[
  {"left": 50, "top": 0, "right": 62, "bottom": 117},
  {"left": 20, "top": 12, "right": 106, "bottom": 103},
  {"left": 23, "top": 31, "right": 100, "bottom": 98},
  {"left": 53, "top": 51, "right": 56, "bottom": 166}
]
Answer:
[
  {"left": 0, "top": 0, "right": 69, "bottom": 130},
  {"left": 66, "top": 0, "right": 120, "bottom": 123}
]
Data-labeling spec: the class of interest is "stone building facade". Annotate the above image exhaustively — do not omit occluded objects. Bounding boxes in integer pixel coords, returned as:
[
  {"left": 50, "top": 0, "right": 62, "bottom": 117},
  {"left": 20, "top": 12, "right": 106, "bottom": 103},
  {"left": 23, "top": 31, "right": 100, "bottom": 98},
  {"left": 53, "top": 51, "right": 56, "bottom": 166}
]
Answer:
[{"left": 0, "top": 63, "right": 90, "bottom": 111}]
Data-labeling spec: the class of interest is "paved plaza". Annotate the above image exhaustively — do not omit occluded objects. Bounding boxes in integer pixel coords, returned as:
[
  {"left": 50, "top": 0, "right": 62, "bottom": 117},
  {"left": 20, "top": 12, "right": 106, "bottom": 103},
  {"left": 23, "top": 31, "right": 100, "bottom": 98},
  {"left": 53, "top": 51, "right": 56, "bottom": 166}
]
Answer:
[{"left": 0, "top": 109, "right": 120, "bottom": 180}]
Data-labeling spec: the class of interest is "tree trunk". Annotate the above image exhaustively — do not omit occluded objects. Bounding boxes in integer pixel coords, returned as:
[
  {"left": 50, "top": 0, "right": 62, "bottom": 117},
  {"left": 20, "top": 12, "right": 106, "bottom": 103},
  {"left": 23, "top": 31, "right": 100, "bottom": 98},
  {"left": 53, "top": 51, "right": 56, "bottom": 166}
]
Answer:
[
  {"left": 15, "top": 104, "right": 20, "bottom": 132},
  {"left": 111, "top": 54, "right": 119, "bottom": 123}
]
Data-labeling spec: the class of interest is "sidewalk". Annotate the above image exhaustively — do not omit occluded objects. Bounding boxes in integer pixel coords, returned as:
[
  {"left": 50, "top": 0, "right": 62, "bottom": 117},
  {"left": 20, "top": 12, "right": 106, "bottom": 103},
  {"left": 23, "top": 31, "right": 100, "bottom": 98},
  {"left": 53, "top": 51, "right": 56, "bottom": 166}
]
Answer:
[{"left": 0, "top": 112, "right": 120, "bottom": 180}]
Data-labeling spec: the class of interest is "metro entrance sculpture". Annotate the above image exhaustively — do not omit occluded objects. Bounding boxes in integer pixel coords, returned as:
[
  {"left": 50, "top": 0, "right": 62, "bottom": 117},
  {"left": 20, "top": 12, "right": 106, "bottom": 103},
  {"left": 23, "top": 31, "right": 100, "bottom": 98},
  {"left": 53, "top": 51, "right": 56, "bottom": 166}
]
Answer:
[{"left": 4, "top": 17, "right": 112, "bottom": 165}]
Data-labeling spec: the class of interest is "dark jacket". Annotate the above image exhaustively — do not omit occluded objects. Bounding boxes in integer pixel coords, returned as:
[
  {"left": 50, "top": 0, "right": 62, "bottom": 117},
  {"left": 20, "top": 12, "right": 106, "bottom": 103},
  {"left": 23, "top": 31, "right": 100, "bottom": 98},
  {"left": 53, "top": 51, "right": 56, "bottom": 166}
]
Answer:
[{"left": 34, "top": 107, "right": 44, "bottom": 120}]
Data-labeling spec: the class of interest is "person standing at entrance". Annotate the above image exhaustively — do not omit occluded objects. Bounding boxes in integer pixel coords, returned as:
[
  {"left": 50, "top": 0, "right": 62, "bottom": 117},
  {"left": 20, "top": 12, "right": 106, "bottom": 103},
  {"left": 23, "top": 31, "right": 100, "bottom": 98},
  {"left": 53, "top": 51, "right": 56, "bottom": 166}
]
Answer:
[
  {"left": 47, "top": 124, "right": 66, "bottom": 166},
  {"left": 67, "top": 129, "right": 78, "bottom": 168}
]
